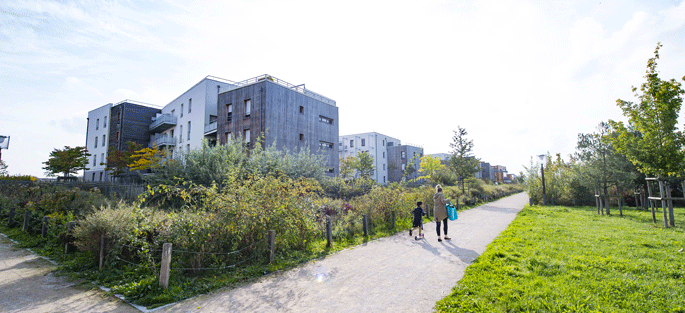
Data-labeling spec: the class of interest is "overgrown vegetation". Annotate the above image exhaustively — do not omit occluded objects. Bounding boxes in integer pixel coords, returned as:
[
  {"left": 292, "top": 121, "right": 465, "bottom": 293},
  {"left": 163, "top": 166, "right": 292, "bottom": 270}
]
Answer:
[{"left": 435, "top": 204, "right": 685, "bottom": 312}]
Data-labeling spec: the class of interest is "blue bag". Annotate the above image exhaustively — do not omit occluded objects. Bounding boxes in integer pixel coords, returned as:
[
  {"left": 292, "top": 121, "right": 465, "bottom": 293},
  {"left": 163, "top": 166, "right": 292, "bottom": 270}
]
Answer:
[{"left": 446, "top": 203, "right": 458, "bottom": 221}]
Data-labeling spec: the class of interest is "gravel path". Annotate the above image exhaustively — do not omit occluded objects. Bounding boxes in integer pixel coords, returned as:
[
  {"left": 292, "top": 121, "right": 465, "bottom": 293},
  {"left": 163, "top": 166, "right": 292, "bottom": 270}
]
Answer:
[
  {"left": 157, "top": 192, "right": 529, "bottom": 313},
  {"left": 0, "top": 234, "right": 138, "bottom": 313}
]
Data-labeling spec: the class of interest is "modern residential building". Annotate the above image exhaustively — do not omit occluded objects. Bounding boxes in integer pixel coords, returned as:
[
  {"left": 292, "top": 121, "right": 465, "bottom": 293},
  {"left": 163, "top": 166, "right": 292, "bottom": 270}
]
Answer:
[
  {"left": 476, "top": 161, "right": 494, "bottom": 182},
  {"left": 492, "top": 165, "right": 508, "bottom": 184},
  {"left": 339, "top": 132, "right": 400, "bottom": 184},
  {"left": 150, "top": 76, "right": 238, "bottom": 159},
  {"left": 84, "top": 100, "right": 161, "bottom": 182},
  {"left": 216, "top": 75, "right": 339, "bottom": 175},
  {"left": 85, "top": 74, "right": 338, "bottom": 181},
  {"left": 387, "top": 144, "right": 423, "bottom": 183}
]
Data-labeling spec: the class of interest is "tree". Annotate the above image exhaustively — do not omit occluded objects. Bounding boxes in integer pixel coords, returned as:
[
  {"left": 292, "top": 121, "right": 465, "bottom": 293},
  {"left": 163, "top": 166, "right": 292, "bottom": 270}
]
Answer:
[
  {"left": 0, "top": 160, "right": 7, "bottom": 176},
  {"left": 105, "top": 142, "right": 142, "bottom": 179},
  {"left": 418, "top": 155, "right": 446, "bottom": 185},
  {"left": 449, "top": 126, "right": 480, "bottom": 193},
  {"left": 42, "top": 146, "right": 90, "bottom": 178},
  {"left": 576, "top": 122, "right": 639, "bottom": 208},
  {"left": 129, "top": 145, "right": 167, "bottom": 171},
  {"left": 339, "top": 156, "right": 355, "bottom": 179},
  {"left": 353, "top": 151, "right": 375, "bottom": 179},
  {"left": 607, "top": 43, "right": 685, "bottom": 177}
]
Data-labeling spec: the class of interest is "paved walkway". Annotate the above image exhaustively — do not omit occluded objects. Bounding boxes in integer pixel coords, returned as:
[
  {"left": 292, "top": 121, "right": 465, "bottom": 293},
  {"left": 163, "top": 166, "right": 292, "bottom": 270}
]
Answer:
[
  {"left": 0, "top": 234, "right": 138, "bottom": 313},
  {"left": 157, "top": 192, "right": 529, "bottom": 313}
]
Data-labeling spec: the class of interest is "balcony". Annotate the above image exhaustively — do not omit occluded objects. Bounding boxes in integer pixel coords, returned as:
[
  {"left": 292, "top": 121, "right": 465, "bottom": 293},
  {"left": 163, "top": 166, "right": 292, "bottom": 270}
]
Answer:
[
  {"left": 204, "top": 121, "right": 217, "bottom": 136},
  {"left": 153, "top": 136, "right": 177, "bottom": 148},
  {"left": 149, "top": 114, "right": 177, "bottom": 133}
]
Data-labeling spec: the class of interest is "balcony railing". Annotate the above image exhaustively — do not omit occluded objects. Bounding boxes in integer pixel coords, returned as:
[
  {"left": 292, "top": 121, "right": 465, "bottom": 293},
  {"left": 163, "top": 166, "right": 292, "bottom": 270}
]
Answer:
[
  {"left": 234, "top": 74, "right": 336, "bottom": 107},
  {"left": 204, "top": 121, "right": 217, "bottom": 135},
  {"left": 149, "top": 114, "right": 177, "bottom": 133},
  {"left": 153, "top": 136, "right": 177, "bottom": 147}
]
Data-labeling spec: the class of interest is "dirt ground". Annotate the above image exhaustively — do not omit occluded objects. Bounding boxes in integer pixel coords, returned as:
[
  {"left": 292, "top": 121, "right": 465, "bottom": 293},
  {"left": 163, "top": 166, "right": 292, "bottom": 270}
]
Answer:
[{"left": 0, "top": 234, "right": 138, "bottom": 313}]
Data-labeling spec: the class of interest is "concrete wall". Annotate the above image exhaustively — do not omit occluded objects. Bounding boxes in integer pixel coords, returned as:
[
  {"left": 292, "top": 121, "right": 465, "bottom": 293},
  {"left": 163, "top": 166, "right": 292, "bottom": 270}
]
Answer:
[{"left": 84, "top": 103, "right": 112, "bottom": 182}]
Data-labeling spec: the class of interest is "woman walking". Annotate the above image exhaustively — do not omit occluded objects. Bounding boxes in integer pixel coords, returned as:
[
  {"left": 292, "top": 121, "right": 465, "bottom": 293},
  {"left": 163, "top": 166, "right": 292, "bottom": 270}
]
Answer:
[{"left": 433, "top": 185, "right": 451, "bottom": 242}]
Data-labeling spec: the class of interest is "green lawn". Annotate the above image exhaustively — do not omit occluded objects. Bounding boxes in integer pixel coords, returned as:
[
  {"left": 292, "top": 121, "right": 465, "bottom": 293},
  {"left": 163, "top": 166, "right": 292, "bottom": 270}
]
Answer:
[{"left": 436, "top": 205, "right": 685, "bottom": 312}]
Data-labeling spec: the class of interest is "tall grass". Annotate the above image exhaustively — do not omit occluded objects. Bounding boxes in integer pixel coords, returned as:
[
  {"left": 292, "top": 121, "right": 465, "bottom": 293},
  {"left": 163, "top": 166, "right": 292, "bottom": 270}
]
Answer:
[{"left": 436, "top": 205, "right": 685, "bottom": 312}]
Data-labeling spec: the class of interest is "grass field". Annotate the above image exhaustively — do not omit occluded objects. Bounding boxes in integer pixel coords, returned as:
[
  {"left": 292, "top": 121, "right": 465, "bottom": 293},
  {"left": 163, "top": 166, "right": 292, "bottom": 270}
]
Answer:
[{"left": 436, "top": 205, "right": 685, "bottom": 312}]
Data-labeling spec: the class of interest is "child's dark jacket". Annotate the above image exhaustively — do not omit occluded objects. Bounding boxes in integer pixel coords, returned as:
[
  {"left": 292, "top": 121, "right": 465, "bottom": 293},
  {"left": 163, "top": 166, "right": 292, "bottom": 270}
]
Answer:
[{"left": 412, "top": 207, "right": 425, "bottom": 226}]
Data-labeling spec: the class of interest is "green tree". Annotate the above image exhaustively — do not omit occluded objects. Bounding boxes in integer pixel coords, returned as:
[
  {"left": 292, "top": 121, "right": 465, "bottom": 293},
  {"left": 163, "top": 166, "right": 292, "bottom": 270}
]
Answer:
[
  {"left": 449, "top": 126, "right": 480, "bottom": 193},
  {"left": 576, "top": 122, "right": 639, "bottom": 209},
  {"left": 607, "top": 43, "right": 685, "bottom": 177},
  {"left": 0, "top": 160, "right": 7, "bottom": 176},
  {"left": 353, "top": 151, "right": 375, "bottom": 179},
  {"left": 418, "top": 155, "right": 446, "bottom": 185},
  {"left": 104, "top": 142, "right": 142, "bottom": 179},
  {"left": 339, "top": 156, "right": 355, "bottom": 179},
  {"left": 42, "top": 146, "right": 90, "bottom": 178}
]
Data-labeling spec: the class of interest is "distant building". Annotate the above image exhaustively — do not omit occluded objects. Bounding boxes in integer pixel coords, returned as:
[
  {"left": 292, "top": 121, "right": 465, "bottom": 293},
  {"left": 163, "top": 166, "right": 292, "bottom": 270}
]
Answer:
[
  {"left": 84, "top": 100, "right": 161, "bottom": 182},
  {"left": 476, "top": 161, "right": 494, "bottom": 182},
  {"left": 492, "top": 165, "right": 507, "bottom": 184},
  {"left": 339, "top": 132, "right": 400, "bottom": 184},
  {"left": 387, "top": 144, "right": 423, "bottom": 183}
]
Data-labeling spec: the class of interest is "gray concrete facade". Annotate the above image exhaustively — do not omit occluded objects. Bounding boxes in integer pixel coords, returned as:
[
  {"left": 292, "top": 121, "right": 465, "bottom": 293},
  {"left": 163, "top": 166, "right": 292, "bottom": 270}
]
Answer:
[{"left": 387, "top": 144, "right": 423, "bottom": 183}]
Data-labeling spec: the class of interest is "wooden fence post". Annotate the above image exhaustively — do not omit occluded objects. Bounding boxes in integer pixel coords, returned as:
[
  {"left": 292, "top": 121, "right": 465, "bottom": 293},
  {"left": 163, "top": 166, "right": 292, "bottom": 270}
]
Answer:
[
  {"left": 22, "top": 211, "right": 30, "bottom": 232},
  {"left": 658, "top": 180, "right": 669, "bottom": 228},
  {"left": 666, "top": 184, "right": 675, "bottom": 227},
  {"left": 362, "top": 215, "right": 369, "bottom": 237},
  {"left": 326, "top": 218, "right": 332, "bottom": 248},
  {"left": 268, "top": 230, "right": 275, "bottom": 263},
  {"left": 647, "top": 181, "right": 657, "bottom": 223},
  {"left": 65, "top": 221, "right": 75, "bottom": 254},
  {"left": 8, "top": 207, "right": 15, "bottom": 227},
  {"left": 99, "top": 234, "right": 106, "bottom": 270},
  {"left": 159, "top": 243, "right": 172, "bottom": 289},
  {"left": 390, "top": 211, "right": 396, "bottom": 230},
  {"left": 41, "top": 216, "right": 49, "bottom": 238}
]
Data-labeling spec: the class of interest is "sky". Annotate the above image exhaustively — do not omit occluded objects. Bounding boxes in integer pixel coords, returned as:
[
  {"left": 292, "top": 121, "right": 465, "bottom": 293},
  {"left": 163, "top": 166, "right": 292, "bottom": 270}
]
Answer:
[{"left": 1, "top": 0, "right": 685, "bottom": 178}]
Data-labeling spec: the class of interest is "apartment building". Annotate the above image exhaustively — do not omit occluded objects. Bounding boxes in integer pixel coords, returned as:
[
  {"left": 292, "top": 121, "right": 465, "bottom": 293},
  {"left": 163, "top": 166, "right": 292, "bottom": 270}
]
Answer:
[
  {"left": 492, "top": 165, "right": 508, "bottom": 184},
  {"left": 84, "top": 100, "right": 161, "bottom": 182},
  {"left": 475, "top": 161, "right": 494, "bottom": 182},
  {"left": 149, "top": 76, "right": 238, "bottom": 159},
  {"left": 387, "top": 144, "right": 423, "bottom": 183},
  {"left": 217, "top": 75, "right": 339, "bottom": 175},
  {"left": 339, "top": 132, "right": 400, "bottom": 184}
]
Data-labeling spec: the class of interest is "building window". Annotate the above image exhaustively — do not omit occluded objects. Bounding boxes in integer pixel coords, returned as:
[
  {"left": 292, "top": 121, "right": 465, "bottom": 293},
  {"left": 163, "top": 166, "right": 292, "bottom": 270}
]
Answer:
[
  {"left": 103, "top": 116, "right": 107, "bottom": 128},
  {"left": 187, "top": 121, "right": 191, "bottom": 140},
  {"left": 187, "top": 144, "right": 190, "bottom": 152},
  {"left": 383, "top": 176, "right": 386, "bottom": 183},
  {"left": 383, "top": 151, "right": 385, "bottom": 158},
  {"left": 383, "top": 139, "right": 386, "bottom": 146},
  {"left": 188, "top": 98, "right": 192, "bottom": 113},
  {"left": 102, "top": 135, "right": 106, "bottom": 147},
  {"left": 96, "top": 119, "right": 99, "bottom": 130},
  {"left": 361, "top": 139, "right": 365, "bottom": 147},
  {"left": 179, "top": 125, "right": 183, "bottom": 143},
  {"left": 300, "top": 134, "right": 304, "bottom": 140},
  {"left": 92, "top": 173, "right": 95, "bottom": 181},
  {"left": 226, "top": 132, "right": 231, "bottom": 142},
  {"left": 101, "top": 153, "right": 104, "bottom": 165},
  {"left": 245, "top": 99, "right": 251, "bottom": 117},
  {"left": 93, "top": 156, "right": 97, "bottom": 166},
  {"left": 226, "top": 104, "right": 233, "bottom": 122},
  {"left": 319, "top": 141, "right": 333, "bottom": 149},
  {"left": 116, "top": 131, "right": 119, "bottom": 141},
  {"left": 319, "top": 115, "right": 333, "bottom": 124},
  {"left": 94, "top": 136, "right": 98, "bottom": 148},
  {"left": 171, "top": 109, "right": 175, "bottom": 117},
  {"left": 350, "top": 140, "right": 354, "bottom": 148},
  {"left": 383, "top": 164, "right": 386, "bottom": 170},
  {"left": 326, "top": 168, "right": 334, "bottom": 173},
  {"left": 99, "top": 172, "right": 103, "bottom": 181},
  {"left": 402, "top": 164, "right": 406, "bottom": 171},
  {"left": 299, "top": 106, "right": 304, "bottom": 114},
  {"left": 181, "top": 104, "right": 184, "bottom": 117},
  {"left": 401, "top": 151, "right": 406, "bottom": 159},
  {"left": 244, "top": 129, "right": 251, "bottom": 147}
]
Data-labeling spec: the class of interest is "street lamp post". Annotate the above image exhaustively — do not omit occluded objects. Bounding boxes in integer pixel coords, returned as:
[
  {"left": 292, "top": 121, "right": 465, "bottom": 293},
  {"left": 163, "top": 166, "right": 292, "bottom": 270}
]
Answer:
[{"left": 538, "top": 154, "right": 547, "bottom": 206}]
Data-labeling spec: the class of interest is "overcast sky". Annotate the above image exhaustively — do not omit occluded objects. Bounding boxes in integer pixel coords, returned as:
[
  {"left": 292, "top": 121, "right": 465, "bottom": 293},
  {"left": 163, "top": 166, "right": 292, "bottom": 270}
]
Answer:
[{"left": 2, "top": 0, "right": 685, "bottom": 178}]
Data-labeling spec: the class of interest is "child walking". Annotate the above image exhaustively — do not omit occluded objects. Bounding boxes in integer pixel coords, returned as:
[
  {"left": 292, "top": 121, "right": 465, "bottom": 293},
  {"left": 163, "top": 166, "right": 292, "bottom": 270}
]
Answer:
[{"left": 409, "top": 201, "right": 425, "bottom": 240}]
